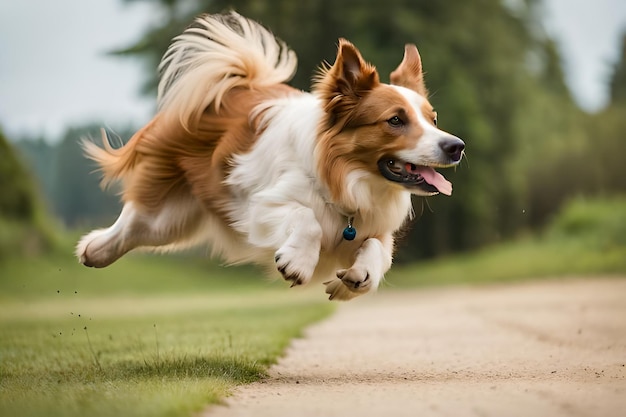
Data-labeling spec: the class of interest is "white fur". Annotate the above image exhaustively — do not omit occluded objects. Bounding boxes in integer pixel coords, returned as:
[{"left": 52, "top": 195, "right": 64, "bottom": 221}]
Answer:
[
  {"left": 158, "top": 12, "right": 297, "bottom": 129},
  {"left": 223, "top": 93, "right": 410, "bottom": 296}
]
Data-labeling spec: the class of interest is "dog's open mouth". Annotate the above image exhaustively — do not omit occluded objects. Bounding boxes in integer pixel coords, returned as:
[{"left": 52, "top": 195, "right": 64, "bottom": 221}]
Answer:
[{"left": 377, "top": 158, "right": 453, "bottom": 195}]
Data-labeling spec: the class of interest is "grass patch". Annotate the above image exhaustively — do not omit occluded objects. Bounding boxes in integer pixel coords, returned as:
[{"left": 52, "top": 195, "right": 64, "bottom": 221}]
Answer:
[
  {"left": 388, "top": 196, "right": 626, "bottom": 288},
  {"left": 0, "top": 246, "right": 333, "bottom": 417},
  {"left": 0, "top": 240, "right": 278, "bottom": 301},
  {"left": 387, "top": 237, "right": 626, "bottom": 288},
  {"left": 0, "top": 299, "right": 331, "bottom": 417}
]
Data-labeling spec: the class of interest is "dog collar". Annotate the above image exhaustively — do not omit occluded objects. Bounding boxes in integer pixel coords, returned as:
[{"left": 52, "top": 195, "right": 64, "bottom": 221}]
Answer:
[{"left": 316, "top": 183, "right": 358, "bottom": 241}]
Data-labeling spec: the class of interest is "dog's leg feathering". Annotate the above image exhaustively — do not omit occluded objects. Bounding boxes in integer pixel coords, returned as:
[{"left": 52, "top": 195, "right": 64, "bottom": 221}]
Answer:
[
  {"left": 324, "top": 234, "right": 394, "bottom": 300},
  {"left": 77, "top": 195, "right": 205, "bottom": 267}
]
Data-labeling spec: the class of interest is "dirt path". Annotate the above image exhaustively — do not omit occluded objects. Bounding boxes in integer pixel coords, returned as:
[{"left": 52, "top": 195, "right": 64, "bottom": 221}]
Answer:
[{"left": 204, "top": 278, "right": 626, "bottom": 417}]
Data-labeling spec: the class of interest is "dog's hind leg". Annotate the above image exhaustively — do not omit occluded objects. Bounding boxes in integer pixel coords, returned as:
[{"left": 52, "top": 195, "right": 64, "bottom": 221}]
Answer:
[{"left": 76, "top": 194, "right": 205, "bottom": 268}]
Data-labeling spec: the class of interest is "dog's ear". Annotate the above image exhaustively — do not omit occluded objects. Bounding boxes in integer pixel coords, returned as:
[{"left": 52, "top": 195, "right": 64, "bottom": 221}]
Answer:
[
  {"left": 314, "top": 39, "right": 380, "bottom": 129},
  {"left": 336, "top": 39, "right": 380, "bottom": 95},
  {"left": 327, "top": 38, "right": 380, "bottom": 97},
  {"left": 390, "top": 44, "right": 428, "bottom": 97}
]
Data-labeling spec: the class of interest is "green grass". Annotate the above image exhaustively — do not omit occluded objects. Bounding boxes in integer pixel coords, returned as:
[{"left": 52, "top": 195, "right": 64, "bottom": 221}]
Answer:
[
  {"left": 0, "top": 233, "right": 281, "bottom": 300},
  {"left": 0, "top": 247, "right": 334, "bottom": 417},
  {"left": 2, "top": 196, "right": 624, "bottom": 416},
  {"left": 387, "top": 236, "right": 626, "bottom": 288},
  {"left": 387, "top": 196, "right": 626, "bottom": 288}
]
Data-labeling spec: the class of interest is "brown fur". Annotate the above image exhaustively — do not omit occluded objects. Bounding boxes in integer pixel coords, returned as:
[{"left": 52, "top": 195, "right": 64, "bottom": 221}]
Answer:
[{"left": 85, "top": 85, "right": 298, "bottom": 221}]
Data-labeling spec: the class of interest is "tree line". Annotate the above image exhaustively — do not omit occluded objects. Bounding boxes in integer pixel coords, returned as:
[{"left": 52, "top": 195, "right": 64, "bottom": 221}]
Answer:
[{"left": 8, "top": 0, "right": 626, "bottom": 261}]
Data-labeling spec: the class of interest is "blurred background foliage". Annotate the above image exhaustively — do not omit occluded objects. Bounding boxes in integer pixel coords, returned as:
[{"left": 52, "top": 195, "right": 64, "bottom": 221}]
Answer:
[
  {"left": 3, "top": 0, "right": 626, "bottom": 262},
  {"left": 0, "top": 130, "right": 57, "bottom": 257}
]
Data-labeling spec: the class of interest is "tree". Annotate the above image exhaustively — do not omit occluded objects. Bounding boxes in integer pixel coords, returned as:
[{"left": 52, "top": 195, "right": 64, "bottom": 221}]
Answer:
[
  {"left": 53, "top": 125, "right": 126, "bottom": 227},
  {"left": 0, "top": 130, "right": 55, "bottom": 257},
  {"left": 15, "top": 125, "right": 131, "bottom": 228},
  {"left": 115, "top": 0, "right": 580, "bottom": 259},
  {"left": 609, "top": 32, "right": 626, "bottom": 105},
  {"left": 14, "top": 136, "right": 56, "bottom": 209}
]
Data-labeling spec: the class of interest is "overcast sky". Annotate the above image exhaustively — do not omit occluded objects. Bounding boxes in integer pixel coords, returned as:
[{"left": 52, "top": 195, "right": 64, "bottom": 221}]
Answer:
[{"left": 1, "top": 0, "right": 625, "bottom": 140}]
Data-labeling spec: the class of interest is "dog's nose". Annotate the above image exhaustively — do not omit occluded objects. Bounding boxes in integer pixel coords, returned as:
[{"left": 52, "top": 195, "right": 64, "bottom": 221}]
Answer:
[{"left": 439, "top": 137, "right": 465, "bottom": 162}]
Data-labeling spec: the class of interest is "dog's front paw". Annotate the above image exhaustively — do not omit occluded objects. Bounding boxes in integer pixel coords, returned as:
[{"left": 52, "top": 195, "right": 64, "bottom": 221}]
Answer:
[
  {"left": 275, "top": 246, "right": 318, "bottom": 287},
  {"left": 323, "top": 278, "right": 361, "bottom": 301},
  {"left": 337, "top": 267, "right": 371, "bottom": 291},
  {"left": 323, "top": 267, "right": 373, "bottom": 301}
]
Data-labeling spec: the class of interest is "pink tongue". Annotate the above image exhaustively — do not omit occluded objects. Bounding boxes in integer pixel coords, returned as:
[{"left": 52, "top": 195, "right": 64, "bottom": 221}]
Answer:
[{"left": 406, "top": 163, "right": 453, "bottom": 195}]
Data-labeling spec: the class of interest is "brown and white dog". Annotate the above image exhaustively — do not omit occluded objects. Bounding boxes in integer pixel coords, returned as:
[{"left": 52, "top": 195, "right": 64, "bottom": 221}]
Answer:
[{"left": 76, "top": 12, "right": 464, "bottom": 300}]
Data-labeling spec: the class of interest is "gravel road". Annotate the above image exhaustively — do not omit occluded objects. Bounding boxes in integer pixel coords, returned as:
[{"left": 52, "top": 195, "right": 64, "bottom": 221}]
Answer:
[{"left": 204, "top": 277, "right": 626, "bottom": 417}]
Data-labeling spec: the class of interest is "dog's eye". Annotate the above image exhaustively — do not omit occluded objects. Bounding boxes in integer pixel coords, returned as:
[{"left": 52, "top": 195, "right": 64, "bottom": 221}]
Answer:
[
  {"left": 433, "top": 116, "right": 438, "bottom": 126},
  {"left": 387, "top": 116, "right": 404, "bottom": 127}
]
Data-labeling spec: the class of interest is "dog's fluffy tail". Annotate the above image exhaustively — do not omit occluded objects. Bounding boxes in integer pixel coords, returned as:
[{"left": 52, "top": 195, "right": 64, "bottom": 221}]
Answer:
[
  {"left": 157, "top": 11, "right": 298, "bottom": 131},
  {"left": 82, "top": 12, "right": 296, "bottom": 188}
]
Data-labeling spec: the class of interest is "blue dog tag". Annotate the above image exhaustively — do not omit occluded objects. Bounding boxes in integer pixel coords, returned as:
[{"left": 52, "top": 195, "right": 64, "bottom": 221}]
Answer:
[{"left": 343, "top": 226, "right": 356, "bottom": 241}]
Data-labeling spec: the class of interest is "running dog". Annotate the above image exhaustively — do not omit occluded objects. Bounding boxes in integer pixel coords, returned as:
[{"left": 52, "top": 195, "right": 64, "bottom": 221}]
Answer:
[{"left": 76, "top": 12, "right": 465, "bottom": 300}]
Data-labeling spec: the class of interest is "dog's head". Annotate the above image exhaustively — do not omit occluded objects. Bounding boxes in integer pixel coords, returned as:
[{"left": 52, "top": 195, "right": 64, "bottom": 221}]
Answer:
[{"left": 315, "top": 39, "right": 464, "bottom": 207}]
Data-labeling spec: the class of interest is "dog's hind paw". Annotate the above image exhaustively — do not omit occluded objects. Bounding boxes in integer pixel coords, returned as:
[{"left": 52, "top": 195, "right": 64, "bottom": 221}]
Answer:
[{"left": 76, "top": 228, "right": 125, "bottom": 268}]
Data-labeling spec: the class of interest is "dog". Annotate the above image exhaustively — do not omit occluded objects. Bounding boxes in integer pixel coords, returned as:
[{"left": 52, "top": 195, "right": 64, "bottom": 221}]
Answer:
[{"left": 76, "top": 12, "right": 464, "bottom": 300}]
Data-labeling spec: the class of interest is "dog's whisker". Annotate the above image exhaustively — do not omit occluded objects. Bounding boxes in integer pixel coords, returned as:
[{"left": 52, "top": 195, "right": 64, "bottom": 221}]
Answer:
[
  {"left": 424, "top": 198, "right": 434, "bottom": 214},
  {"left": 461, "top": 151, "right": 470, "bottom": 169}
]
